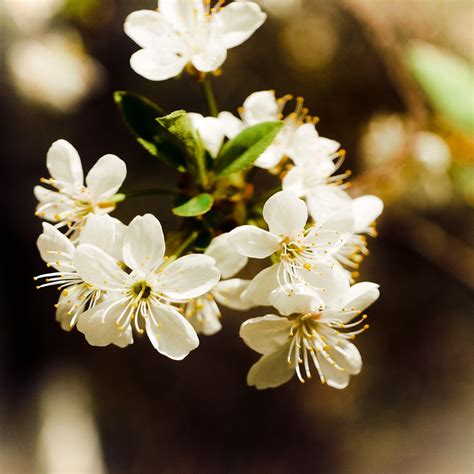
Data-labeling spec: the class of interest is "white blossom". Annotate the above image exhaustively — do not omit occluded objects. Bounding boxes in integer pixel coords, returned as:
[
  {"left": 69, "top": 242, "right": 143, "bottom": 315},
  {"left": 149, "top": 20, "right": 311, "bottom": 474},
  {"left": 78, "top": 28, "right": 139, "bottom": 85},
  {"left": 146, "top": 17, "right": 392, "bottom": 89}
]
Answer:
[
  {"left": 74, "top": 214, "right": 220, "bottom": 359},
  {"left": 34, "top": 140, "right": 127, "bottom": 238},
  {"left": 184, "top": 233, "right": 251, "bottom": 335},
  {"left": 240, "top": 281, "right": 379, "bottom": 389},
  {"left": 35, "top": 214, "right": 125, "bottom": 331},
  {"left": 229, "top": 190, "right": 352, "bottom": 306},
  {"left": 124, "top": 0, "right": 266, "bottom": 81},
  {"left": 7, "top": 32, "right": 103, "bottom": 111},
  {"left": 218, "top": 90, "right": 339, "bottom": 169},
  {"left": 3, "top": 0, "right": 64, "bottom": 33}
]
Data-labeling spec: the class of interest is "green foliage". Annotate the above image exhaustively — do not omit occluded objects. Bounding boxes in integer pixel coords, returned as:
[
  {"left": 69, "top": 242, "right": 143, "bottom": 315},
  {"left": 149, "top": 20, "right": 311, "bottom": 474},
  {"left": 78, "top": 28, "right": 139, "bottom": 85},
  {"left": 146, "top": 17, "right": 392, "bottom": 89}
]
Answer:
[
  {"left": 214, "top": 122, "right": 284, "bottom": 176},
  {"left": 157, "top": 110, "right": 208, "bottom": 187},
  {"left": 172, "top": 193, "right": 214, "bottom": 217},
  {"left": 114, "top": 92, "right": 186, "bottom": 171},
  {"left": 406, "top": 42, "right": 474, "bottom": 135}
]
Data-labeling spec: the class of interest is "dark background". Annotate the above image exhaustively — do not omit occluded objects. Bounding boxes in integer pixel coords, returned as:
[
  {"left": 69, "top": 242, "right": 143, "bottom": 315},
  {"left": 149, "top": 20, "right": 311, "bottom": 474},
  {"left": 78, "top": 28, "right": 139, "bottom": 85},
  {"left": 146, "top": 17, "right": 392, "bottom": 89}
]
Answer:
[{"left": 0, "top": 0, "right": 473, "bottom": 472}]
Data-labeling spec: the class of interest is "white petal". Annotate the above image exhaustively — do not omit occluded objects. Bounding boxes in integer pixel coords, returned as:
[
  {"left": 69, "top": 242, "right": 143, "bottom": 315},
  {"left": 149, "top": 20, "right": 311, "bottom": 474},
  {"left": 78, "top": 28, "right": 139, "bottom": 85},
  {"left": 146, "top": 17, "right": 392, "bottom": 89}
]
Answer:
[
  {"left": 318, "top": 206, "right": 355, "bottom": 235},
  {"left": 34, "top": 186, "right": 73, "bottom": 222},
  {"left": 188, "top": 297, "right": 222, "bottom": 336},
  {"left": 77, "top": 300, "right": 133, "bottom": 348},
  {"left": 307, "top": 186, "right": 351, "bottom": 224},
  {"left": 240, "top": 314, "right": 292, "bottom": 354},
  {"left": 74, "top": 244, "right": 129, "bottom": 290},
  {"left": 241, "top": 263, "right": 280, "bottom": 307},
  {"left": 191, "top": 45, "right": 227, "bottom": 72},
  {"left": 213, "top": 279, "right": 253, "bottom": 310},
  {"left": 343, "top": 282, "right": 380, "bottom": 313},
  {"left": 159, "top": 0, "right": 205, "bottom": 32},
  {"left": 37, "top": 222, "right": 75, "bottom": 271},
  {"left": 316, "top": 136, "right": 341, "bottom": 156},
  {"left": 328, "top": 339, "right": 362, "bottom": 375},
  {"left": 158, "top": 254, "right": 220, "bottom": 300},
  {"left": 352, "top": 195, "right": 384, "bottom": 233},
  {"left": 124, "top": 10, "right": 183, "bottom": 50},
  {"left": 297, "top": 261, "right": 350, "bottom": 307},
  {"left": 281, "top": 166, "right": 306, "bottom": 197},
  {"left": 130, "top": 48, "right": 188, "bottom": 81},
  {"left": 263, "top": 190, "right": 307, "bottom": 237},
  {"left": 55, "top": 285, "right": 84, "bottom": 331},
  {"left": 146, "top": 302, "right": 199, "bottom": 360},
  {"left": 123, "top": 214, "right": 165, "bottom": 274},
  {"left": 247, "top": 344, "right": 294, "bottom": 389},
  {"left": 228, "top": 225, "right": 280, "bottom": 259},
  {"left": 317, "top": 352, "right": 351, "bottom": 389},
  {"left": 205, "top": 233, "right": 248, "bottom": 278},
  {"left": 79, "top": 214, "right": 126, "bottom": 261},
  {"left": 212, "top": 2, "right": 267, "bottom": 49},
  {"left": 286, "top": 123, "right": 321, "bottom": 162},
  {"left": 217, "top": 111, "right": 245, "bottom": 139},
  {"left": 85, "top": 154, "right": 127, "bottom": 201},
  {"left": 46, "top": 139, "right": 83, "bottom": 188},
  {"left": 269, "top": 284, "right": 324, "bottom": 316},
  {"left": 188, "top": 113, "right": 225, "bottom": 158},
  {"left": 34, "top": 185, "right": 61, "bottom": 203},
  {"left": 253, "top": 142, "right": 285, "bottom": 169},
  {"left": 241, "top": 90, "right": 279, "bottom": 124}
]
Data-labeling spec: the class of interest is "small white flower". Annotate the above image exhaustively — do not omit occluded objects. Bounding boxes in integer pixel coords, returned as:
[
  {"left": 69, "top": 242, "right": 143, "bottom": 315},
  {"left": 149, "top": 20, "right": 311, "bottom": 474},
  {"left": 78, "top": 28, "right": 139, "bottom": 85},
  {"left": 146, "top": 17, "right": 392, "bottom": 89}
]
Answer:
[
  {"left": 34, "top": 140, "right": 127, "bottom": 238},
  {"left": 4, "top": 0, "right": 64, "bottom": 33},
  {"left": 228, "top": 190, "right": 352, "bottom": 306},
  {"left": 188, "top": 112, "right": 225, "bottom": 158},
  {"left": 240, "top": 281, "right": 379, "bottom": 389},
  {"left": 218, "top": 90, "right": 339, "bottom": 169},
  {"left": 74, "top": 214, "right": 220, "bottom": 359},
  {"left": 35, "top": 214, "right": 125, "bottom": 331},
  {"left": 124, "top": 0, "right": 266, "bottom": 81},
  {"left": 184, "top": 233, "right": 251, "bottom": 335},
  {"left": 413, "top": 131, "right": 451, "bottom": 174},
  {"left": 7, "top": 32, "right": 103, "bottom": 111}
]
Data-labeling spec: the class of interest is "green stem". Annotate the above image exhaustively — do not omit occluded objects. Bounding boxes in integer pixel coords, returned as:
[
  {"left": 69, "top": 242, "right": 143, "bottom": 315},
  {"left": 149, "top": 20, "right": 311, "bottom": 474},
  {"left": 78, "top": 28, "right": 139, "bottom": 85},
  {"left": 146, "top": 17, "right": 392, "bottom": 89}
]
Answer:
[
  {"left": 170, "top": 230, "right": 199, "bottom": 260},
  {"left": 202, "top": 75, "right": 218, "bottom": 117}
]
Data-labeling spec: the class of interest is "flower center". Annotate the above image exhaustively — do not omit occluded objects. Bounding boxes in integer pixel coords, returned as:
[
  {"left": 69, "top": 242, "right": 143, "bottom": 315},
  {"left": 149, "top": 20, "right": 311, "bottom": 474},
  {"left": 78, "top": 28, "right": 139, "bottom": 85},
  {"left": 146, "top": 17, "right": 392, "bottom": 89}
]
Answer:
[
  {"left": 277, "top": 232, "right": 316, "bottom": 281},
  {"left": 287, "top": 311, "right": 369, "bottom": 384},
  {"left": 131, "top": 281, "right": 152, "bottom": 300}
]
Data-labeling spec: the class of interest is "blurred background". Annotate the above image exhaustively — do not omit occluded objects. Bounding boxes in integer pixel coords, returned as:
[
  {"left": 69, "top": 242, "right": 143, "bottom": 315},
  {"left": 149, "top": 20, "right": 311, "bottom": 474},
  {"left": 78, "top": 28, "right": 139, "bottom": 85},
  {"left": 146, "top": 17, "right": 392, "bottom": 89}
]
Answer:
[{"left": 0, "top": 0, "right": 473, "bottom": 472}]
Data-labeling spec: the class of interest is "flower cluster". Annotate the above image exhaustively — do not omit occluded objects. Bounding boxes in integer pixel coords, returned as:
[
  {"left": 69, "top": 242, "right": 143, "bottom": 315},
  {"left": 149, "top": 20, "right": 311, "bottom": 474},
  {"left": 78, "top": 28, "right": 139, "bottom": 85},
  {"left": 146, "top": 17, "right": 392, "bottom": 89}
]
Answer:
[{"left": 34, "top": 0, "right": 382, "bottom": 391}]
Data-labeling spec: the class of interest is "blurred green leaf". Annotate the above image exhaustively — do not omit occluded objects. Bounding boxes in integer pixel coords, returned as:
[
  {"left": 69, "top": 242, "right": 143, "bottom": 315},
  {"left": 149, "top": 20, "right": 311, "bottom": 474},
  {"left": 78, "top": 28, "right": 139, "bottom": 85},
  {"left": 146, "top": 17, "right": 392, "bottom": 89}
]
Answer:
[
  {"left": 114, "top": 92, "right": 186, "bottom": 171},
  {"left": 407, "top": 42, "right": 474, "bottom": 135},
  {"left": 157, "top": 110, "right": 208, "bottom": 187},
  {"left": 214, "top": 122, "right": 284, "bottom": 176},
  {"left": 172, "top": 193, "right": 214, "bottom": 217}
]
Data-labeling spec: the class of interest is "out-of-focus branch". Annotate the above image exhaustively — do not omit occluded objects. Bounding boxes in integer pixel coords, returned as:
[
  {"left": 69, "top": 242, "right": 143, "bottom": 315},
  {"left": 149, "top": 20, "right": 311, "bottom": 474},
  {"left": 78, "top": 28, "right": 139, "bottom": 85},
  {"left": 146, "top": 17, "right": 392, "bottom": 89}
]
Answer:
[
  {"left": 388, "top": 208, "right": 474, "bottom": 291},
  {"left": 342, "top": 0, "right": 428, "bottom": 126},
  {"left": 343, "top": 0, "right": 430, "bottom": 194}
]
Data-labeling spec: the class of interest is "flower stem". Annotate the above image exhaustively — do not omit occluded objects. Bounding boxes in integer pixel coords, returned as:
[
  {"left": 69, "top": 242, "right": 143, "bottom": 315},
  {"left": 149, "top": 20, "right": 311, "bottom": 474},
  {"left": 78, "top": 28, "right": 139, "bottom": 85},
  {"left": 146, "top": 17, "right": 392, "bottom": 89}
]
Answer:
[
  {"left": 202, "top": 75, "right": 218, "bottom": 117},
  {"left": 171, "top": 230, "right": 199, "bottom": 260}
]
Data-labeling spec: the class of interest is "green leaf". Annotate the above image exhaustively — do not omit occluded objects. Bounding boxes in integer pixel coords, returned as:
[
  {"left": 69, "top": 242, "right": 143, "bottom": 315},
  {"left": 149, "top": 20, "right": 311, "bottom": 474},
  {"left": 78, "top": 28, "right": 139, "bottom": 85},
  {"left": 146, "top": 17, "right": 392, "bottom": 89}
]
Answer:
[
  {"left": 172, "top": 193, "right": 214, "bottom": 217},
  {"left": 114, "top": 91, "right": 187, "bottom": 171},
  {"left": 406, "top": 42, "right": 474, "bottom": 135},
  {"left": 157, "top": 110, "right": 208, "bottom": 187},
  {"left": 214, "top": 121, "right": 284, "bottom": 176}
]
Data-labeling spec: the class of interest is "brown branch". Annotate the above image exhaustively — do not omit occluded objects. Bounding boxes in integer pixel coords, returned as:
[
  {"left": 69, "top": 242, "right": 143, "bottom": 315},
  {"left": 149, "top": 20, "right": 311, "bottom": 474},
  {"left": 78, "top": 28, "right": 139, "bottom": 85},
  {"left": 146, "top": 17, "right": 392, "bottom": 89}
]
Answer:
[{"left": 342, "top": 0, "right": 428, "bottom": 126}]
